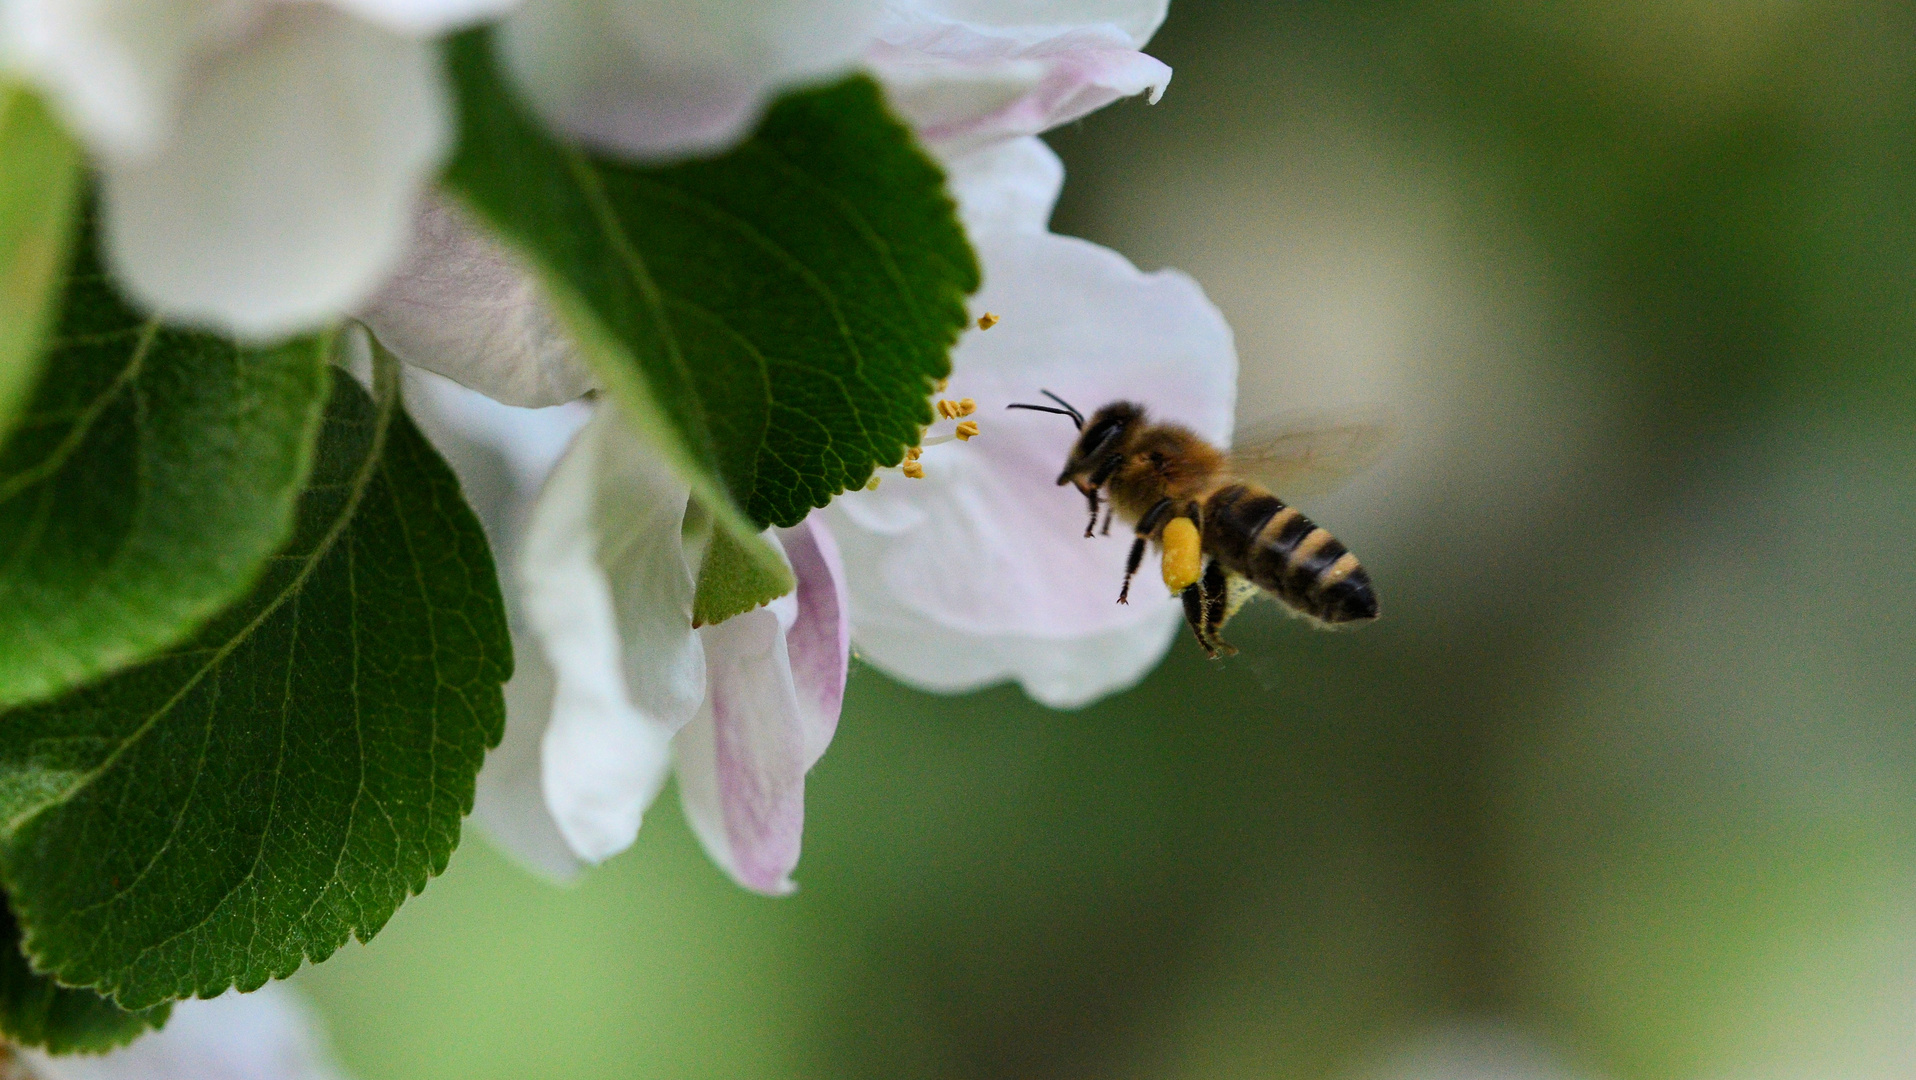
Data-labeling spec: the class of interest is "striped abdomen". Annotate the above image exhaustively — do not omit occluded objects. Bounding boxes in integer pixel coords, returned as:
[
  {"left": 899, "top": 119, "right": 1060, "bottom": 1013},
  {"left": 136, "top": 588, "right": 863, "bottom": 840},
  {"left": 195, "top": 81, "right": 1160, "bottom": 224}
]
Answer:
[{"left": 1200, "top": 484, "right": 1378, "bottom": 624}]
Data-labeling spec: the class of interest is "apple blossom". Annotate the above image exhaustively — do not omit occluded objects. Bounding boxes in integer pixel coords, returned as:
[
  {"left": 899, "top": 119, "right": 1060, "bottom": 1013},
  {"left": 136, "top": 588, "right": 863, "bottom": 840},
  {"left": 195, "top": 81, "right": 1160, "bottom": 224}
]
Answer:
[
  {"left": 0, "top": 0, "right": 514, "bottom": 339},
  {"left": 826, "top": 135, "right": 1236, "bottom": 708},
  {"left": 22, "top": 986, "right": 347, "bottom": 1080},
  {"left": 360, "top": 0, "right": 1219, "bottom": 888},
  {"left": 404, "top": 372, "right": 849, "bottom": 892}
]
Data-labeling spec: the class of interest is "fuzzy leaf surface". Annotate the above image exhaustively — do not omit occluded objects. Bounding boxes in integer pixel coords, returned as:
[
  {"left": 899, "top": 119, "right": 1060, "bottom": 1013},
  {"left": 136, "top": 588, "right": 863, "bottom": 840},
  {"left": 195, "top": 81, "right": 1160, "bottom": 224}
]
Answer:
[
  {"left": 0, "top": 231, "right": 331, "bottom": 708},
  {"left": 0, "top": 368, "right": 511, "bottom": 1008},
  {"left": 444, "top": 30, "right": 977, "bottom": 539}
]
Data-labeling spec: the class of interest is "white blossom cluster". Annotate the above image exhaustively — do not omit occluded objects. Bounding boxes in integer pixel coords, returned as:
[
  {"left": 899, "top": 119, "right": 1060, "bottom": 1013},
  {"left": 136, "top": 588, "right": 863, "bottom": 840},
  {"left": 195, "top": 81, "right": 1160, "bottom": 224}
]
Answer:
[{"left": 0, "top": 0, "right": 1237, "bottom": 1070}]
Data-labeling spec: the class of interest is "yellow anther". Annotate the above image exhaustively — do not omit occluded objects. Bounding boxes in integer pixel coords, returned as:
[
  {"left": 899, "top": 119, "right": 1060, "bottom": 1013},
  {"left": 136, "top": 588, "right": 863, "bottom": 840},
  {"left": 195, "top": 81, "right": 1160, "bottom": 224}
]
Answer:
[
  {"left": 956, "top": 397, "right": 976, "bottom": 417},
  {"left": 902, "top": 460, "right": 925, "bottom": 479},
  {"left": 977, "top": 312, "right": 999, "bottom": 330},
  {"left": 1160, "top": 517, "right": 1201, "bottom": 592},
  {"left": 865, "top": 476, "right": 881, "bottom": 490},
  {"left": 905, "top": 446, "right": 922, "bottom": 460},
  {"left": 934, "top": 377, "right": 950, "bottom": 393},
  {"left": 937, "top": 398, "right": 964, "bottom": 419},
  {"left": 954, "top": 420, "right": 979, "bottom": 441}
]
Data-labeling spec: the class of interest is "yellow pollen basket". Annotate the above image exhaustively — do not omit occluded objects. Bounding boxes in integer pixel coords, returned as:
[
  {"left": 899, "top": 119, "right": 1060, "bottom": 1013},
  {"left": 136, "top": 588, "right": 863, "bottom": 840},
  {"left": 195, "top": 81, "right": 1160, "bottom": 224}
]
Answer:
[{"left": 1160, "top": 517, "right": 1201, "bottom": 592}]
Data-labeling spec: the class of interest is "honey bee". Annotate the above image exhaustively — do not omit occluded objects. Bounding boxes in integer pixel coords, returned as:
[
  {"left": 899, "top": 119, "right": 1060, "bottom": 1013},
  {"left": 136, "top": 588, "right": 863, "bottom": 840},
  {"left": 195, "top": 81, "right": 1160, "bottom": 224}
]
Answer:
[{"left": 1007, "top": 391, "right": 1388, "bottom": 658}]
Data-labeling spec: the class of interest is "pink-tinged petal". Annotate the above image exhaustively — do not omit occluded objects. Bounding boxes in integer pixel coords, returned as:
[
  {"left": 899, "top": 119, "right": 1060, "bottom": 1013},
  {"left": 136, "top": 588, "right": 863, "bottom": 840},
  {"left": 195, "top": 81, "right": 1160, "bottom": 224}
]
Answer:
[
  {"left": 499, "top": 0, "right": 884, "bottom": 159},
  {"left": 836, "top": 560, "right": 1181, "bottom": 708},
  {"left": 777, "top": 514, "right": 850, "bottom": 768},
  {"left": 100, "top": 6, "right": 448, "bottom": 339},
  {"left": 869, "top": 17, "right": 1169, "bottom": 154},
  {"left": 896, "top": 0, "right": 1169, "bottom": 49},
  {"left": 363, "top": 196, "right": 597, "bottom": 408},
  {"left": 674, "top": 597, "right": 809, "bottom": 896},
  {"left": 523, "top": 410, "right": 706, "bottom": 863},
  {"left": 26, "top": 985, "right": 347, "bottom": 1080}
]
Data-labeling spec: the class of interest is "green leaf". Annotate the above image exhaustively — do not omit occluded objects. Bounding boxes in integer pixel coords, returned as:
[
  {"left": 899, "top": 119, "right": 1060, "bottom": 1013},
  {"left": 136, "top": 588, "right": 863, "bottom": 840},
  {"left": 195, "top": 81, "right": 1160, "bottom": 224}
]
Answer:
[
  {"left": 0, "top": 225, "right": 332, "bottom": 709},
  {"left": 0, "top": 83, "right": 82, "bottom": 443},
  {"left": 0, "top": 893, "right": 166, "bottom": 1054},
  {"left": 0, "top": 362, "right": 512, "bottom": 1009},
  {"left": 443, "top": 29, "right": 978, "bottom": 615},
  {"left": 692, "top": 513, "right": 796, "bottom": 628}
]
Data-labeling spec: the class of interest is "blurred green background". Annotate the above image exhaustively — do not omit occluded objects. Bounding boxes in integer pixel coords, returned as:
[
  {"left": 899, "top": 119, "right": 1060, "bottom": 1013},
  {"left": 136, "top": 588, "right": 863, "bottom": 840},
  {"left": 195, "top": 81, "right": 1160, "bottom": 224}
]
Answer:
[{"left": 297, "top": 3, "right": 1916, "bottom": 1077}]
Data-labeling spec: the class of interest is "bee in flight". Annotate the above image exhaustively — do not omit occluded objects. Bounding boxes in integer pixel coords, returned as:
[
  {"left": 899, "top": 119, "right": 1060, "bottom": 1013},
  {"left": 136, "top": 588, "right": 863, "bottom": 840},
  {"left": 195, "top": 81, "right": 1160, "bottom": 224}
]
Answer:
[{"left": 1007, "top": 391, "right": 1387, "bottom": 658}]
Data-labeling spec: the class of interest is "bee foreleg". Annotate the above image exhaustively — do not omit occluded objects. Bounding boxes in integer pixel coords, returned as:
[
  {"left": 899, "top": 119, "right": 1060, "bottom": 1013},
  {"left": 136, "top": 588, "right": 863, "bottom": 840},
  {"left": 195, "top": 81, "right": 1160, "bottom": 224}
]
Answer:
[
  {"left": 1082, "top": 487, "right": 1100, "bottom": 538},
  {"left": 1118, "top": 536, "right": 1146, "bottom": 604}
]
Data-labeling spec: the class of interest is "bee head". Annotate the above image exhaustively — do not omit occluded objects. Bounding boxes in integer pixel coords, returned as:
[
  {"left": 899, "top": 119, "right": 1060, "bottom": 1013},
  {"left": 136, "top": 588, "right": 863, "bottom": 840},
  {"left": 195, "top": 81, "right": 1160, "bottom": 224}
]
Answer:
[{"left": 1057, "top": 401, "right": 1144, "bottom": 489}]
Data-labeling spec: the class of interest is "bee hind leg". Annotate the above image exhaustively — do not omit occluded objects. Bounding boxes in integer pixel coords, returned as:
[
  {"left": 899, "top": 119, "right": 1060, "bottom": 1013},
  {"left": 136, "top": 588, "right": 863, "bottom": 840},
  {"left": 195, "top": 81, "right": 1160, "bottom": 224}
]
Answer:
[
  {"left": 1180, "top": 583, "right": 1219, "bottom": 659},
  {"left": 1200, "top": 559, "right": 1238, "bottom": 658}
]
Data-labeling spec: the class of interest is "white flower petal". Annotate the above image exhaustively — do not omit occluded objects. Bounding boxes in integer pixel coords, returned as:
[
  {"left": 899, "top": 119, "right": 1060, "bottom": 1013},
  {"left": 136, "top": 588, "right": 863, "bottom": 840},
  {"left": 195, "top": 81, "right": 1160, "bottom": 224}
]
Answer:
[
  {"left": 833, "top": 558, "right": 1180, "bottom": 707},
  {"left": 0, "top": 0, "right": 256, "bottom": 161},
  {"left": 942, "top": 134, "right": 1063, "bottom": 236},
  {"left": 326, "top": 0, "right": 522, "bottom": 36},
  {"left": 500, "top": 0, "right": 885, "bottom": 158},
  {"left": 25, "top": 985, "right": 347, "bottom": 1080},
  {"left": 524, "top": 410, "right": 706, "bottom": 863},
  {"left": 870, "top": 15, "right": 1170, "bottom": 153},
  {"left": 363, "top": 196, "right": 597, "bottom": 408},
  {"left": 674, "top": 593, "right": 810, "bottom": 896},
  {"left": 100, "top": 5, "right": 448, "bottom": 339},
  {"left": 475, "top": 636, "right": 588, "bottom": 880},
  {"left": 894, "top": 0, "right": 1168, "bottom": 49},
  {"left": 402, "top": 369, "right": 592, "bottom": 879},
  {"left": 826, "top": 149, "right": 1236, "bottom": 705},
  {"left": 776, "top": 515, "right": 850, "bottom": 767}
]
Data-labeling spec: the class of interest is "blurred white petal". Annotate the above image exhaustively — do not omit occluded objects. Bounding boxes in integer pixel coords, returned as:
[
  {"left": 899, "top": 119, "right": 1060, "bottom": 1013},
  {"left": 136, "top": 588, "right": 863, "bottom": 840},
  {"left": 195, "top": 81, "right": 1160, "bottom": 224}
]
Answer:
[
  {"left": 777, "top": 516, "right": 849, "bottom": 767},
  {"left": 0, "top": 0, "right": 256, "bottom": 161},
  {"left": 500, "top": 0, "right": 884, "bottom": 158},
  {"left": 363, "top": 196, "right": 597, "bottom": 407},
  {"left": 326, "top": 0, "right": 521, "bottom": 36},
  {"left": 100, "top": 5, "right": 446, "bottom": 339},
  {"left": 826, "top": 137, "right": 1236, "bottom": 708},
  {"left": 1355, "top": 1023, "right": 1602, "bottom": 1080},
  {"left": 25, "top": 986, "right": 346, "bottom": 1080},
  {"left": 871, "top": 15, "right": 1169, "bottom": 154},
  {"left": 524, "top": 410, "right": 706, "bottom": 863},
  {"left": 675, "top": 562, "right": 809, "bottom": 896}
]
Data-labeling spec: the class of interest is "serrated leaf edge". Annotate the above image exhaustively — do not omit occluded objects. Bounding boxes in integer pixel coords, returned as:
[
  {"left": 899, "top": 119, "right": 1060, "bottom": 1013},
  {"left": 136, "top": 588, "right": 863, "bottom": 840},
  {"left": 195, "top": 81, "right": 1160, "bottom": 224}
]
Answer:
[{"left": 0, "top": 347, "right": 400, "bottom": 1003}]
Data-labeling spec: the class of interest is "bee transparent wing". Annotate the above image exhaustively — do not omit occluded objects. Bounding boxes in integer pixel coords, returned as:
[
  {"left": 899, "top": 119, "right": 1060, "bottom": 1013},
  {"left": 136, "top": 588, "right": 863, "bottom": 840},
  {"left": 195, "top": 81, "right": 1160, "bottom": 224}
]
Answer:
[{"left": 1225, "top": 407, "right": 1398, "bottom": 498}]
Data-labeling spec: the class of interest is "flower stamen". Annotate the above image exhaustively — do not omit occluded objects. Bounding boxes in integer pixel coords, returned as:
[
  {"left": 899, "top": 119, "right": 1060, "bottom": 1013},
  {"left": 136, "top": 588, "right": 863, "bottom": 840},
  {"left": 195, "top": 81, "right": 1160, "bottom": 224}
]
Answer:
[
  {"left": 977, "top": 312, "right": 999, "bottom": 330},
  {"left": 902, "top": 460, "right": 925, "bottom": 479},
  {"left": 955, "top": 420, "right": 979, "bottom": 441}
]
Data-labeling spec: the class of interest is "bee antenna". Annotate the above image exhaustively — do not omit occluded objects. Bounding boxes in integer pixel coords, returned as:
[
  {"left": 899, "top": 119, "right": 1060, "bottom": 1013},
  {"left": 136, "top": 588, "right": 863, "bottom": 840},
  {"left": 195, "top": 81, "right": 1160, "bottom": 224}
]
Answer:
[
  {"left": 1038, "top": 390, "right": 1086, "bottom": 428},
  {"left": 1006, "top": 403, "right": 1085, "bottom": 430}
]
